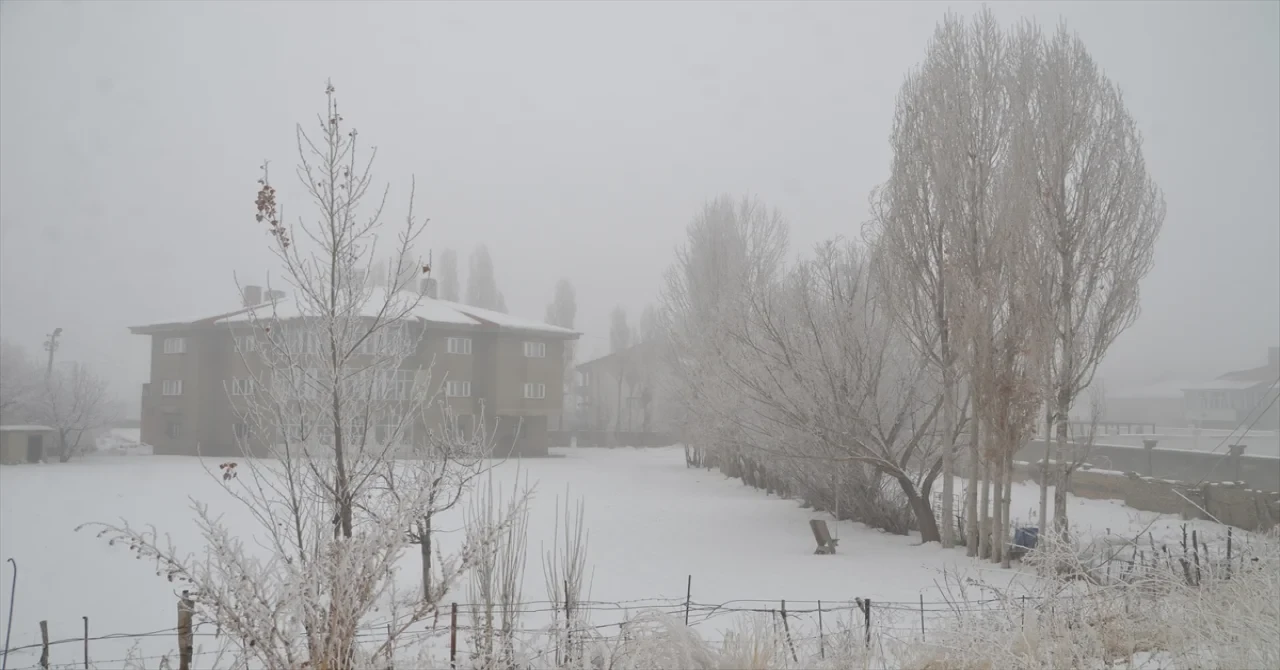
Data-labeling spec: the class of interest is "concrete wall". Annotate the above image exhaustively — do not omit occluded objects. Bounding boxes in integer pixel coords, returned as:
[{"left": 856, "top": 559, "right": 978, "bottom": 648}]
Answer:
[
  {"left": 1018, "top": 438, "right": 1280, "bottom": 491},
  {"left": 548, "top": 430, "right": 678, "bottom": 448},
  {"left": 1012, "top": 461, "right": 1280, "bottom": 533}
]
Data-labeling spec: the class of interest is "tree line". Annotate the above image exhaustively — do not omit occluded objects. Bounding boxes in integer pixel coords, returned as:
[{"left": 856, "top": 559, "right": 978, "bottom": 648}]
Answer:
[{"left": 661, "top": 10, "right": 1163, "bottom": 566}]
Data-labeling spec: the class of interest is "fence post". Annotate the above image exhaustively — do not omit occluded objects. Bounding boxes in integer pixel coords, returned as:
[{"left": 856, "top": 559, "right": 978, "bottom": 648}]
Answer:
[
  {"left": 861, "top": 598, "right": 872, "bottom": 649},
  {"left": 1228, "top": 444, "right": 1246, "bottom": 483},
  {"left": 177, "top": 590, "right": 194, "bottom": 670},
  {"left": 38, "top": 620, "right": 49, "bottom": 670},
  {"left": 779, "top": 600, "right": 797, "bottom": 662},
  {"left": 817, "top": 599, "right": 825, "bottom": 660},
  {"left": 449, "top": 602, "right": 458, "bottom": 669},
  {"left": 920, "top": 594, "right": 925, "bottom": 641},
  {"left": 1142, "top": 439, "right": 1158, "bottom": 476},
  {"left": 1227, "top": 527, "right": 1234, "bottom": 579},
  {"left": 83, "top": 616, "right": 89, "bottom": 669},
  {"left": 684, "top": 575, "right": 692, "bottom": 626}
]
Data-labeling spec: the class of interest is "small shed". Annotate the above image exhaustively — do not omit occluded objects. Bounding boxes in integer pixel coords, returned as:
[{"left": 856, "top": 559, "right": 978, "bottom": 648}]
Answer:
[{"left": 0, "top": 425, "right": 55, "bottom": 464}]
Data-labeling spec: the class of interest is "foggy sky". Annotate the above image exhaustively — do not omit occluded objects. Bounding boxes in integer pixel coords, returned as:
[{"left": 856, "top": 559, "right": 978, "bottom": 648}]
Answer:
[{"left": 2, "top": 0, "right": 1277, "bottom": 414}]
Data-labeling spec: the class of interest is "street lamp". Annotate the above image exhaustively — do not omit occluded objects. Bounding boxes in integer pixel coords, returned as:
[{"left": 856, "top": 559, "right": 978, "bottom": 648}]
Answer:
[{"left": 43, "top": 327, "right": 63, "bottom": 381}]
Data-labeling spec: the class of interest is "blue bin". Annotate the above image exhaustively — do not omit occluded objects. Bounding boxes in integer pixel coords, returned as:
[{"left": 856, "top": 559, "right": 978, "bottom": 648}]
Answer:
[{"left": 1014, "top": 527, "right": 1039, "bottom": 552}]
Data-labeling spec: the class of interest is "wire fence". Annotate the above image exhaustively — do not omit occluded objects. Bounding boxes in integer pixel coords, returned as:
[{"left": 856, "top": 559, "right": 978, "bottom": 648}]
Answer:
[{"left": 0, "top": 591, "right": 1085, "bottom": 670}]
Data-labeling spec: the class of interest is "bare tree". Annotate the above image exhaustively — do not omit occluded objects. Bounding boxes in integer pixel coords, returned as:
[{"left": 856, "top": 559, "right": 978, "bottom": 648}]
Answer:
[
  {"left": 720, "top": 240, "right": 954, "bottom": 541},
  {"left": 1021, "top": 24, "right": 1165, "bottom": 535},
  {"left": 545, "top": 279, "right": 578, "bottom": 430},
  {"left": 0, "top": 339, "right": 40, "bottom": 422},
  {"left": 466, "top": 244, "right": 505, "bottom": 312},
  {"left": 35, "top": 362, "right": 117, "bottom": 462},
  {"left": 662, "top": 195, "right": 789, "bottom": 465},
  {"left": 81, "top": 82, "right": 521, "bottom": 670},
  {"left": 437, "top": 248, "right": 460, "bottom": 301},
  {"left": 609, "top": 306, "right": 632, "bottom": 432}
]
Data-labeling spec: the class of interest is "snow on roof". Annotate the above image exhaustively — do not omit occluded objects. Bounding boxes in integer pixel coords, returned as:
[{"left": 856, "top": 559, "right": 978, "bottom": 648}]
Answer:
[
  {"left": 1179, "top": 379, "right": 1271, "bottom": 391},
  {"left": 0, "top": 425, "right": 54, "bottom": 432},
  {"left": 448, "top": 303, "right": 578, "bottom": 337},
  {"left": 134, "top": 288, "right": 578, "bottom": 337},
  {"left": 1108, "top": 380, "right": 1197, "bottom": 400}
]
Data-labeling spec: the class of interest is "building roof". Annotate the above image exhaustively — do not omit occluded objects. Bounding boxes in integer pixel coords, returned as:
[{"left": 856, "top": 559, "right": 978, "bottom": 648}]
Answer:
[
  {"left": 1180, "top": 379, "right": 1272, "bottom": 392},
  {"left": 130, "top": 288, "right": 580, "bottom": 339},
  {"left": 0, "top": 425, "right": 54, "bottom": 432},
  {"left": 576, "top": 339, "right": 669, "bottom": 370}
]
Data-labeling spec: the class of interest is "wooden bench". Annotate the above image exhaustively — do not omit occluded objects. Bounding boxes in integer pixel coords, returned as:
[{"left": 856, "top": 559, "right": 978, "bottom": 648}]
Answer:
[{"left": 810, "top": 519, "right": 839, "bottom": 555}]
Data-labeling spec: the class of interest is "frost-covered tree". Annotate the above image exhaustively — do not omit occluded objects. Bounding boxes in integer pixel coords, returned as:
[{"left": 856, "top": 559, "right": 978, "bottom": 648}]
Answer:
[
  {"left": 466, "top": 244, "right": 505, "bottom": 312},
  {"left": 437, "top": 248, "right": 460, "bottom": 302},
  {"left": 0, "top": 339, "right": 40, "bottom": 422},
  {"left": 545, "top": 279, "right": 578, "bottom": 422},
  {"left": 34, "top": 362, "right": 117, "bottom": 461},
  {"left": 81, "top": 82, "right": 521, "bottom": 670},
  {"left": 609, "top": 306, "right": 632, "bottom": 431},
  {"left": 1022, "top": 25, "right": 1164, "bottom": 535}
]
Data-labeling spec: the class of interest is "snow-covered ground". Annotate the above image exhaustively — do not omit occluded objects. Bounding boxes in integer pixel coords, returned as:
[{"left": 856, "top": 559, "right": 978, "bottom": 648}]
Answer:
[{"left": 0, "top": 447, "right": 1236, "bottom": 667}]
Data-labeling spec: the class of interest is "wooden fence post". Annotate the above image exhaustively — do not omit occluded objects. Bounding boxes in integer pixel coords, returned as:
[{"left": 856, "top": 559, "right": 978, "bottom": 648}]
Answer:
[
  {"left": 38, "top": 620, "right": 49, "bottom": 670},
  {"left": 817, "top": 599, "right": 825, "bottom": 660},
  {"left": 779, "top": 600, "right": 796, "bottom": 662},
  {"left": 684, "top": 575, "right": 692, "bottom": 626},
  {"left": 83, "top": 616, "right": 89, "bottom": 669},
  {"left": 178, "top": 590, "right": 194, "bottom": 670},
  {"left": 449, "top": 602, "right": 458, "bottom": 669}
]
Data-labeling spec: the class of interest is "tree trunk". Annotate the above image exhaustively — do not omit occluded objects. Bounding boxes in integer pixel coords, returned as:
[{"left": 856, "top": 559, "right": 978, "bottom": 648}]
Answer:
[
  {"left": 419, "top": 514, "right": 433, "bottom": 603},
  {"left": 992, "top": 450, "right": 1004, "bottom": 565},
  {"left": 1038, "top": 408, "right": 1051, "bottom": 532},
  {"left": 899, "top": 478, "right": 941, "bottom": 544},
  {"left": 979, "top": 455, "right": 991, "bottom": 560},
  {"left": 965, "top": 402, "right": 981, "bottom": 556},
  {"left": 1001, "top": 447, "right": 1014, "bottom": 569},
  {"left": 940, "top": 364, "right": 957, "bottom": 547},
  {"left": 1052, "top": 389, "right": 1072, "bottom": 538}
]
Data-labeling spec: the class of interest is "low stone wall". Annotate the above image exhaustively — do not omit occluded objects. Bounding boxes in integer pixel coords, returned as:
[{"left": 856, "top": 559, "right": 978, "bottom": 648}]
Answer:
[
  {"left": 1018, "top": 439, "right": 1280, "bottom": 491},
  {"left": 1013, "top": 460, "right": 1279, "bottom": 532}
]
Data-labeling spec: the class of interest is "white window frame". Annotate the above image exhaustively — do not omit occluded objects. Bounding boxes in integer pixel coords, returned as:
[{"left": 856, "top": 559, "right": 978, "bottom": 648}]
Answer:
[
  {"left": 446, "top": 380, "right": 471, "bottom": 398},
  {"left": 447, "top": 337, "right": 472, "bottom": 355},
  {"left": 234, "top": 335, "right": 257, "bottom": 353},
  {"left": 380, "top": 369, "right": 414, "bottom": 400},
  {"left": 163, "top": 337, "right": 187, "bottom": 354},
  {"left": 234, "top": 422, "right": 251, "bottom": 440},
  {"left": 523, "top": 341, "right": 546, "bottom": 358},
  {"left": 162, "top": 380, "right": 183, "bottom": 396},
  {"left": 231, "top": 378, "right": 255, "bottom": 396},
  {"left": 523, "top": 382, "right": 546, "bottom": 400},
  {"left": 166, "top": 419, "right": 182, "bottom": 439}
]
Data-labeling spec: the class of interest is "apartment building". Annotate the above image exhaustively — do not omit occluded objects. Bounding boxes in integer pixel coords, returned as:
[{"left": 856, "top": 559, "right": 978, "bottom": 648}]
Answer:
[{"left": 130, "top": 282, "right": 580, "bottom": 457}]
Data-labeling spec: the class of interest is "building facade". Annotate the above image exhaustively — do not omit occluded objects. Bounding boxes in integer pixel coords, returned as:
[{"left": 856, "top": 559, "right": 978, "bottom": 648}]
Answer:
[
  {"left": 131, "top": 284, "right": 579, "bottom": 458},
  {"left": 1182, "top": 347, "right": 1280, "bottom": 430}
]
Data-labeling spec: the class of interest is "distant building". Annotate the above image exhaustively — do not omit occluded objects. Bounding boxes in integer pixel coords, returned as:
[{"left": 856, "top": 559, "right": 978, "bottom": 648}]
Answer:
[
  {"left": 573, "top": 340, "right": 680, "bottom": 438},
  {"left": 130, "top": 282, "right": 580, "bottom": 458},
  {"left": 1182, "top": 347, "right": 1279, "bottom": 430},
  {"left": 0, "top": 425, "right": 54, "bottom": 464}
]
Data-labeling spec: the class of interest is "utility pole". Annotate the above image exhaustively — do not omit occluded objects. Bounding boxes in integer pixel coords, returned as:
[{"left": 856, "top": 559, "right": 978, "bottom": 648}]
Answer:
[{"left": 43, "top": 328, "right": 63, "bottom": 382}]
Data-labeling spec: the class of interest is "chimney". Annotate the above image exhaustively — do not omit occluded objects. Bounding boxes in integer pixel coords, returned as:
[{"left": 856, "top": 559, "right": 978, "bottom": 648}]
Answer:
[
  {"left": 1269, "top": 346, "right": 1279, "bottom": 368},
  {"left": 264, "top": 289, "right": 286, "bottom": 303},
  {"left": 420, "top": 277, "right": 438, "bottom": 299},
  {"left": 242, "top": 285, "right": 262, "bottom": 307}
]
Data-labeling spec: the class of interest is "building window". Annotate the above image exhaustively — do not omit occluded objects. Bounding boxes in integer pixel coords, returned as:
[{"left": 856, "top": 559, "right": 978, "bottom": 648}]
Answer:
[
  {"left": 234, "top": 422, "right": 251, "bottom": 440},
  {"left": 357, "top": 325, "right": 410, "bottom": 356},
  {"left": 163, "top": 337, "right": 187, "bottom": 354},
  {"left": 447, "top": 337, "right": 472, "bottom": 355},
  {"left": 523, "top": 341, "right": 546, "bottom": 358},
  {"left": 375, "top": 418, "right": 413, "bottom": 445},
  {"left": 380, "top": 369, "right": 414, "bottom": 400},
  {"left": 446, "top": 380, "right": 471, "bottom": 398},
  {"left": 166, "top": 419, "right": 182, "bottom": 439},
  {"left": 578, "top": 370, "right": 590, "bottom": 387},
  {"left": 162, "top": 380, "right": 183, "bottom": 396},
  {"left": 234, "top": 335, "right": 257, "bottom": 353},
  {"left": 231, "top": 378, "right": 255, "bottom": 396},
  {"left": 523, "top": 383, "right": 546, "bottom": 400}
]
